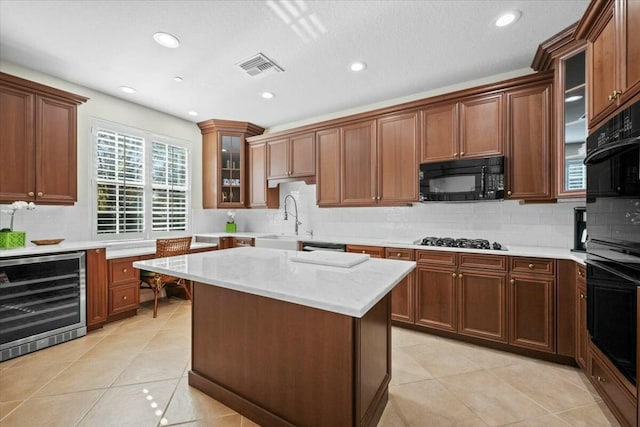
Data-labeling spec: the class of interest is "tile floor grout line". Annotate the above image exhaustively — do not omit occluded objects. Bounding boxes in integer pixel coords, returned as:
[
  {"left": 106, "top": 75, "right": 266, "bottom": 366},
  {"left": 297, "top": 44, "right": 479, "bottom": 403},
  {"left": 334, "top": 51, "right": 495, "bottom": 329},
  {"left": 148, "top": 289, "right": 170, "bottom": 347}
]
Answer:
[{"left": 72, "top": 387, "right": 109, "bottom": 427}]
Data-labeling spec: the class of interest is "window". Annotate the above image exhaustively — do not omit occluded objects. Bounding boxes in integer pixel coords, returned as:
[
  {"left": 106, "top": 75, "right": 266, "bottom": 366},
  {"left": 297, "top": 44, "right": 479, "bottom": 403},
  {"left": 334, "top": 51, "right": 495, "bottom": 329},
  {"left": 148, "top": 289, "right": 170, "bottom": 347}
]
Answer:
[{"left": 93, "top": 121, "right": 190, "bottom": 239}]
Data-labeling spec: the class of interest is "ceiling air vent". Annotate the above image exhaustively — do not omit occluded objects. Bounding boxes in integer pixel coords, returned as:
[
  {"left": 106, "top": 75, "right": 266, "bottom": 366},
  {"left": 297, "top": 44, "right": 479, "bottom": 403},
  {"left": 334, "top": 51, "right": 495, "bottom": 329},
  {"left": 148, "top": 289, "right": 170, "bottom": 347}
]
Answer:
[{"left": 237, "top": 53, "right": 284, "bottom": 77}]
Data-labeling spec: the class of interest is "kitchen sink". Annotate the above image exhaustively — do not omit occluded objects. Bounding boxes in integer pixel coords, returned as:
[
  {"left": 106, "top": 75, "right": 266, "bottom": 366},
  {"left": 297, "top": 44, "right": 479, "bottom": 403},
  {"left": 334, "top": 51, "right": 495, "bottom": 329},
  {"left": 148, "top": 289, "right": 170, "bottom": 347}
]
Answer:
[{"left": 254, "top": 235, "right": 300, "bottom": 251}]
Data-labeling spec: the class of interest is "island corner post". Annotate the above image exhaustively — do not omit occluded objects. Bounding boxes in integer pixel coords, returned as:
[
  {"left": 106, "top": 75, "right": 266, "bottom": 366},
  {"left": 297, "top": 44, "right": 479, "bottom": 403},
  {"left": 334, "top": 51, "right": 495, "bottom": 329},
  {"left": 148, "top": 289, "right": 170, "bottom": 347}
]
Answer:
[{"left": 188, "top": 281, "right": 392, "bottom": 427}]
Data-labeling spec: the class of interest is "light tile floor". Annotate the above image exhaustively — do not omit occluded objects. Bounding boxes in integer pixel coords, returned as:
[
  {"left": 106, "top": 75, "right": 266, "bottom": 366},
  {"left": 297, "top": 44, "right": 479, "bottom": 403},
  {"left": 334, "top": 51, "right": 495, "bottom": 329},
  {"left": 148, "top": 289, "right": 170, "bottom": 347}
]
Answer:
[{"left": 0, "top": 299, "right": 621, "bottom": 427}]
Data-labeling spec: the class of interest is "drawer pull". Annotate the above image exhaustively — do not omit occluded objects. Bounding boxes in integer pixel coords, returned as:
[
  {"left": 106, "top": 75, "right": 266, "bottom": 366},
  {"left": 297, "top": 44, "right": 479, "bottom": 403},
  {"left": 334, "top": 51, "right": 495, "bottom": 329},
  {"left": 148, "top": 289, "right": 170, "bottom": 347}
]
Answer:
[
  {"left": 123, "top": 268, "right": 128, "bottom": 273},
  {"left": 528, "top": 264, "right": 534, "bottom": 269},
  {"left": 122, "top": 296, "right": 128, "bottom": 301},
  {"left": 362, "top": 250, "right": 366, "bottom": 254},
  {"left": 95, "top": 249, "right": 100, "bottom": 253},
  {"left": 596, "top": 375, "right": 606, "bottom": 383},
  {"left": 578, "top": 270, "right": 584, "bottom": 277}
]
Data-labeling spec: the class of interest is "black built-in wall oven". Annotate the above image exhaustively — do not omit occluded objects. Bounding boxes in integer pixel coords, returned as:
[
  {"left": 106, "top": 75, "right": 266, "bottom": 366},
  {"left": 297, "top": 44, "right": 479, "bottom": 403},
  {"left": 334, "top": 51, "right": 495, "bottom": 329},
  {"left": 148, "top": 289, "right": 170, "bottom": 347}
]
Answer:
[{"left": 585, "top": 100, "right": 640, "bottom": 386}]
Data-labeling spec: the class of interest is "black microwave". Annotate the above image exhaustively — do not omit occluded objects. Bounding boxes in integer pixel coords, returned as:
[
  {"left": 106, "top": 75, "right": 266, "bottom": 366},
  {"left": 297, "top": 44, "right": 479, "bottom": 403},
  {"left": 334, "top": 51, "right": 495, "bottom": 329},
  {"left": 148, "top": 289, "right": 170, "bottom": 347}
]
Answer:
[{"left": 419, "top": 156, "right": 505, "bottom": 201}]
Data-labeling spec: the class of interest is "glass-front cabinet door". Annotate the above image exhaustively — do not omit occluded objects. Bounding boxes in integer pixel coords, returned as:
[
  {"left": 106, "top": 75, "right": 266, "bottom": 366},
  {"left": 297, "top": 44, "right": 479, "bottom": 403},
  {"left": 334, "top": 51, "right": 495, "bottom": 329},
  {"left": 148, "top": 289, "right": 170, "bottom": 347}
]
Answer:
[
  {"left": 557, "top": 47, "right": 587, "bottom": 197},
  {"left": 220, "top": 134, "right": 243, "bottom": 205}
]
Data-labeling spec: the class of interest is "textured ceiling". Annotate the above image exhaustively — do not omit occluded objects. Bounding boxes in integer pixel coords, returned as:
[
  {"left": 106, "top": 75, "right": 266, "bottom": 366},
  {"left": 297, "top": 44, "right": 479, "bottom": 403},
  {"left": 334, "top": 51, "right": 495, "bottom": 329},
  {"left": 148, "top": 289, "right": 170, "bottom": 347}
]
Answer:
[{"left": 0, "top": 0, "right": 589, "bottom": 129}]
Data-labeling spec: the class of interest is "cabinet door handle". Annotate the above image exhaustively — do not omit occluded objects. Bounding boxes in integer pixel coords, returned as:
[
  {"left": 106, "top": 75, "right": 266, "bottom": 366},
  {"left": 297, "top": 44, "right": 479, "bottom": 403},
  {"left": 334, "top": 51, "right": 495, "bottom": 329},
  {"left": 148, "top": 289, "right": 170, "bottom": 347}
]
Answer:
[
  {"left": 458, "top": 273, "right": 463, "bottom": 279},
  {"left": 528, "top": 263, "right": 535, "bottom": 269},
  {"left": 28, "top": 191, "right": 34, "bottom": 197},
  {"left": 595, "top": 375, "right": 606, "bottom": 383},
  {"left": 507, "top": 190, "right": 512, "bottom": 196},
  {"left": 95, "top": 249, "right": 100, "bottom": 254},
  {"left": 452, "top": 273, "right": 457, "bottom": 278},
  {"left": 510, "top": 279, "right": 515, "bottom": 284},
  {"left": 460, "top": 151, "right": 465, "bottom": 156},
  {"left": 608, "top": 92, "right": 615, "bottom": 101},
  {"left": 37, "top": 191, "right": 44, "bottom": 197},
  {"left": 580, "top": 293, "right": 586, "bottom": 300},
  {"left": 453, "top": 152, "right": 458, "bottom": 157}
]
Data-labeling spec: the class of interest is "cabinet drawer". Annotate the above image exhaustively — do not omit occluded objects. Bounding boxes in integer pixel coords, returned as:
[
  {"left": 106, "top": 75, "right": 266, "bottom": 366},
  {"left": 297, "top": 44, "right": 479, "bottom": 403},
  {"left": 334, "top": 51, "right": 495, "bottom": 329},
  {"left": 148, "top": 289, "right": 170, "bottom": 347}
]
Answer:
[
  {"left": 510, "top": 257, "right": 555, "bottom": 275},
  {"left": 347, "top": 245, "right": 385, "bottom": 258},
  {"left": 588, "top": 347, "right": 636, "bottom": 427},
  {"left": 459, "top": 253, "right": 507, "bottom": 271},
  {"left": 109, "top": 258, "right": 139, "bottom": 285},
  {"left": 576, "top": 264, "right": 586, "bottom": 282},
  {"left": 385, "top": 248, "right": 414, "bottom": 260},
  {"left": 416, "top": 250, "right": 457, "bottom": 266},
  {"left": 109, "top": 283, "right": 139, "bottom": 314}
]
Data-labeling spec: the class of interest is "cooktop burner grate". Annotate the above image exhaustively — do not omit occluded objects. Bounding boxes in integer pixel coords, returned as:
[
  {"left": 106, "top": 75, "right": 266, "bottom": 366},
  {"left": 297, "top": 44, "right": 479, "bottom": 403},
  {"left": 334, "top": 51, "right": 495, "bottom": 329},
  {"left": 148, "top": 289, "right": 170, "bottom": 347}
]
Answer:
[{"left": 419, "top": 237, "right": 504, "bottom": 251}]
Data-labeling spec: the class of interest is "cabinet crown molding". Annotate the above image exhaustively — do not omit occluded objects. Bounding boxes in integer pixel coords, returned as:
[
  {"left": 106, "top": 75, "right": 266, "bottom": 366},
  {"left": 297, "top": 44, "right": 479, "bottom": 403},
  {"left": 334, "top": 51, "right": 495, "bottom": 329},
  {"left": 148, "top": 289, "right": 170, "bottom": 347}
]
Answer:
[
  {"left": 575, "top": 0, "right": 615, "bottom": 39},
  {"left": 531, "top": 22, "right": 580, "bottom": 71},
  {"left": 0, "top": 72, "right": 88, "bottom": 104},
  {"left": 197, "top": 118, "right": 264, "bottom": 136}
]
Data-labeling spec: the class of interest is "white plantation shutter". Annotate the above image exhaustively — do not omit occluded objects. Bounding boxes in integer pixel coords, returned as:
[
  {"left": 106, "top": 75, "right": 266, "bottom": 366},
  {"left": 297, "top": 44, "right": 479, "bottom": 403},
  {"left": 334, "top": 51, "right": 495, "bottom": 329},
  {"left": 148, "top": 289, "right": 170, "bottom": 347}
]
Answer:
[
  {"left": 93, "top": 122, "right": 191, "bottom": 239},
  {"left": 96, "top": 129, "right": 145, "bottom": 235},
  {"left": 152, "top": 142, "right": 188, "bottom": 231}
]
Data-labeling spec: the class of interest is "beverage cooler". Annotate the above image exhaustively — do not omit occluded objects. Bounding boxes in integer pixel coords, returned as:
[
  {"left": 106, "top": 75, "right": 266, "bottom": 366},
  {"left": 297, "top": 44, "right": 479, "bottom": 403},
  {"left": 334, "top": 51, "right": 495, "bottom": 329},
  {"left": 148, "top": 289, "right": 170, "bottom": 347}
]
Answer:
[{"left": 0, "top": 252, "right": 86, "bottom": 362}]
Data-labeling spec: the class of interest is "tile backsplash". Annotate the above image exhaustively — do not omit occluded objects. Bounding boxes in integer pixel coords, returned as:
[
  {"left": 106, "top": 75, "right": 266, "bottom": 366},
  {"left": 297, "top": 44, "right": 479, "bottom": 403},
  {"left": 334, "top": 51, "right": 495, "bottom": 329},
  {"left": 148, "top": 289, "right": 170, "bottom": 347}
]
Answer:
[
  {"left": 2, "top": 181, "right": 584, "bottom": 249},
  {"left": 235, "top": 182, "right": 585, "bottom": 249}
]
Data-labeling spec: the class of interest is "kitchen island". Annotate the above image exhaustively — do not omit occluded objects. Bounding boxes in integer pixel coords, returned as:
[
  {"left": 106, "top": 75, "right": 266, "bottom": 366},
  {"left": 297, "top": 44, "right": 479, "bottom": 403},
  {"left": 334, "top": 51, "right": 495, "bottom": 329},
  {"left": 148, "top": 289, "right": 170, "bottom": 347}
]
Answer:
[{"left": 134, "top": 247, "right": 415, "bottom": 427}]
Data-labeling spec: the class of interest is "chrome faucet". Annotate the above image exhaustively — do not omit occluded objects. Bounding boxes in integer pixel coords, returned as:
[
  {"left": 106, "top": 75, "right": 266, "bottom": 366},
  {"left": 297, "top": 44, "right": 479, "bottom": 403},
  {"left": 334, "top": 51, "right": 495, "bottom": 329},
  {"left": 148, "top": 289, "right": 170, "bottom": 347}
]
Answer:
[{"left": 283, "top": 194, "right": 301, "bottom": 236}]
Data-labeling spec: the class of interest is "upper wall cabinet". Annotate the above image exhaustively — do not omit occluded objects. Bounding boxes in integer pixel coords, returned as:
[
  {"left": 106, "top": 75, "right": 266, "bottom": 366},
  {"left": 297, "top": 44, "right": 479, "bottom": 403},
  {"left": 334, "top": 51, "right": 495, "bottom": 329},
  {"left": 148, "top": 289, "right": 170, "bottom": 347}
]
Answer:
[
  {"left": 0, "top": 72, "right": 88, "bottom": 205},
  {"left": 267, "top": 132, "right": 315, "bottom": 180},
  {"left": 316, "top": 112, "right": 419, "bottom": 207},
  {"left": 421, "top": 94, "right": 503, "bottom": 163},
  {"left": 505, "top": 82, "right": 553, "bottom": 201},
  {"left": 576, "top": 0, "right": 640, "bottom": 131},
  {"left": 248, "top": 141, "right": 279, "bottom": 209},
  {"left": 198, "top": 119, "right": 264, "bottom": 209}
]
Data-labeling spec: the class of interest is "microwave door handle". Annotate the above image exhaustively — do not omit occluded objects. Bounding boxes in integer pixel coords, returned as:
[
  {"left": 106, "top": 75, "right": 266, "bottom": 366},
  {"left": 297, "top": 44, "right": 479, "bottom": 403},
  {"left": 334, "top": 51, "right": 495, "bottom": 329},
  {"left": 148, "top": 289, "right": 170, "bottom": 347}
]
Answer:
[{"left": 583, "top": 136, "right": 640, "bottom": 165}]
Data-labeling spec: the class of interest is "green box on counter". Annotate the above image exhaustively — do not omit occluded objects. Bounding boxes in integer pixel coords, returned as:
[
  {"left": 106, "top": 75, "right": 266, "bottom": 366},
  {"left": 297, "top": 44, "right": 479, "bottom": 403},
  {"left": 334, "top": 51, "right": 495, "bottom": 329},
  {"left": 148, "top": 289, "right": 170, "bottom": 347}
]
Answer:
[
  {"left": 0, "top": 231, "right": 26, "bottom": 249},
  {"left": 225, "top": 223, "right": 237, "bottom": 233}
]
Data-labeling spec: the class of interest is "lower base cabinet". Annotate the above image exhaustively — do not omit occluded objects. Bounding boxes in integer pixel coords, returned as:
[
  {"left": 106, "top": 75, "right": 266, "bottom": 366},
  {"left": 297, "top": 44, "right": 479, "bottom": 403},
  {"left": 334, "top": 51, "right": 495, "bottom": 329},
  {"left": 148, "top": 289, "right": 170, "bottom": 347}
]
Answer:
[
  {"left": 575, "top": 266, "right": 587, "bottom": 369},
  {"left": 385, "top": 248, "right": 414, "bottom": 324},
  {"left": 107, "top": 256, "right": 142, "bottom": 320},
  {"left": 86, "top": 248, "right": 108, "bottom": 330},
  {"left": 458, "top": 270, "right": 508, "bottom": 343},
  {"left": 588, "top": 343, "right": 637, "bottom": 427},
  {"left": 509, "top": 273, "right": 556, "bottom": 353},
  {"left": 415, "top": 265, "right": 457, "bottom": 332}
]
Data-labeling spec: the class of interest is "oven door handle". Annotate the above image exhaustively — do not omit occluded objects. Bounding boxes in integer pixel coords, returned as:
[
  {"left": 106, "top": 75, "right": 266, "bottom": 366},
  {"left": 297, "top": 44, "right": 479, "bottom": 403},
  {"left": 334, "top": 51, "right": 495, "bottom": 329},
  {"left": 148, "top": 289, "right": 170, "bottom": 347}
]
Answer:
[
  {"left": 585, "top": 259, "right": 640, "bottom": 285},
  {"left": 583, "top": 136, "right": 640, "bottom": 165}
]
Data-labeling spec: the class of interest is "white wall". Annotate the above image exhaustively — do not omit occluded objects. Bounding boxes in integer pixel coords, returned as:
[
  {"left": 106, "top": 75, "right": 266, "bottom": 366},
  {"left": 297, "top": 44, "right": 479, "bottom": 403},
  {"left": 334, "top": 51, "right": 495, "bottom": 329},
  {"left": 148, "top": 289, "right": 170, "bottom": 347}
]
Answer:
[
  {"left": 236, "top": 182, "right": 585, "bottom": 249},
  {"left": 0, "top": 60, "right": 214, "bottom": 241}
]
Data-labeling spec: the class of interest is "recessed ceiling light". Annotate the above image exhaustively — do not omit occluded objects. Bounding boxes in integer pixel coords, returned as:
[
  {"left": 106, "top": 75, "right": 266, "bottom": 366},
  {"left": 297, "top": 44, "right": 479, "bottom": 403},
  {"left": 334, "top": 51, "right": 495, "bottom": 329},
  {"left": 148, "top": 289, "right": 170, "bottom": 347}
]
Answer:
[
  {"left": 188, "top": 111, "right": 198, "bottom": 116},
  {"left": 350, "top": 61, "right": 366, "bottom": 72},
  {"left": 173, "top": 76, "right": 183, "bottom": 82},
  {"left": 495, "top": 11, "right": 521, "bottom": 27},
  {"left": 262, "top": 92, "right": 274, "bottom": 99},
  {"left": 119, "top": 86, "right": 136, "bottom": 94},
  {"left": 565, "top": 95, "right": 583, "bottom": 102},
  {"left": 153, "top": 32, "right": 180, "bottom": 48}
]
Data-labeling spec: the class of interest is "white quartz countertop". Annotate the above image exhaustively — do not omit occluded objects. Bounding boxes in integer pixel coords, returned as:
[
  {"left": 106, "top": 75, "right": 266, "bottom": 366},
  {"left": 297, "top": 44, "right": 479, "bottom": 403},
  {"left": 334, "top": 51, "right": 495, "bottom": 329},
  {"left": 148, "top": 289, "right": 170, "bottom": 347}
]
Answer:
[
  {"left": 0, "top": 241, "right": 105, "bottom": 258},
  {"left": 133, "top": 246, "right": 416, "bottom": 318},
  {"left": 105, "top": 242, "right": 217, "bottom": 259}
]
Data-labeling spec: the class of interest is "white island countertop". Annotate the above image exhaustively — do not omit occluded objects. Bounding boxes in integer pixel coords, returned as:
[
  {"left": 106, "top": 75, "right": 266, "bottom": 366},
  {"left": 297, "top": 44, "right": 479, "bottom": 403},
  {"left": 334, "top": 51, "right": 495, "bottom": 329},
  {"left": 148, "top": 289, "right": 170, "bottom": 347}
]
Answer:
[{"left": 134, "top": 246, "right": 415, "bottom": 318}]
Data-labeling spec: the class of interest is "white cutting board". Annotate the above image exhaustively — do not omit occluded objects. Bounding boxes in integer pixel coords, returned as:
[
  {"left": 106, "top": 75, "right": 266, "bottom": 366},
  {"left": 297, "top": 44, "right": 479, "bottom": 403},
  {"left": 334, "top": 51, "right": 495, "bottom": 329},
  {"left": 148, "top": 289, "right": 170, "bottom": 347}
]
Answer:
[{"left": 290, "top": 251, "right": 370, "bottom": 268}]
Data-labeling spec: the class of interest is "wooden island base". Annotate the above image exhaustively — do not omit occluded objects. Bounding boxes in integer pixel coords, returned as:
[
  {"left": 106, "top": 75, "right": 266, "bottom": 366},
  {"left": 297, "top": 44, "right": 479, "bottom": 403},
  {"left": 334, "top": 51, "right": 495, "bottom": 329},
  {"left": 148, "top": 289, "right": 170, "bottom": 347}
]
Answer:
[{"left": 189, "top": 281, "right": 391, "bottom": 427}]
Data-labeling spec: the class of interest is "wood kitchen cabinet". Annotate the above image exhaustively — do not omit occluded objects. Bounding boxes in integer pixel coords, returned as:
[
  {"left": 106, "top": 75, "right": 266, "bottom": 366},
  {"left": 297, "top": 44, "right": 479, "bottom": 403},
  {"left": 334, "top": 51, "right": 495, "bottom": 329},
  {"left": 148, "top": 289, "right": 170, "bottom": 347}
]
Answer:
[
  {"left": 457, "top": 253, "right": 508, "bottom": 343},
  {"left": 86, "top": 248, "right": 108, "bottom": 330},
  {"left": 509, "top": 257, "right": 556, "bottom": 353},
  {"left": 316, "top": 127, "right": 341, "bottom": 206},
  {"left": 346, "top": 244, "right": 385, "bottom": 258},
  {"left": 107, "top": 256, "right": 141, "bottom": 320},
  {"left": 385, "top": 248, "right": 415, "bottom": 324},
  {"left": 415, "top": 251, "right": 458, "bottom": 332},
  {"left": 248, "top": 141, "right": 279, "bottom": 208},
  {"left": 341, "top": 119, "right": 377, "bottom": 205},
  {"left": 576, "top": 265, "right": 587, "bottom": 369},
  {"left": 317, "top": 113, "right": 419, "bottom": 207},
  {"left": 505, "top": 82, "right": 553, "bottom": 201},
  {"left": 266, "top": 132, "right": 315, "bottom": 180},
  {"left": 577, "top": 0, "right": 640, "bottom": 131},
  {"left": 198, "top": 119, "right": 264, "bottom": 209},
  {"left": 377, "top": 112, "right": 420, "bottom": 203},
  {"left": 421, "top": 94, "right": 503, "bottom": 163},
  {"left": 0, "top": 72, "right": 87, "bottom": 205}
]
